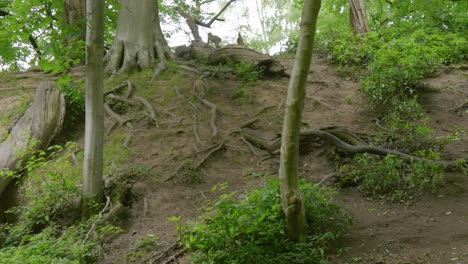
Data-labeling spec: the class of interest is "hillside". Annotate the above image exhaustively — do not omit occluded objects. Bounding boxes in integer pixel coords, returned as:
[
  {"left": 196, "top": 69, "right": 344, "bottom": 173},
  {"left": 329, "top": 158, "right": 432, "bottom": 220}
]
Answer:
[{"left": 0, "top": 57, "right": 467, "bottom": 263}]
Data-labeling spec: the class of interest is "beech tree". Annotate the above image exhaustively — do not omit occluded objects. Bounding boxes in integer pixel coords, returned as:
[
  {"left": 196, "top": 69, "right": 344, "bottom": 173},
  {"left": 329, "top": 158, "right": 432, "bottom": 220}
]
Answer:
[
  {"left": 82, "top": 0, "right": 104, "bottom": 211},
  {"left": 279, "top": 0, "right": 321, "bottom": 241},
  {"left": 105, "top": 0, "right": 172, "bottom": 74}
]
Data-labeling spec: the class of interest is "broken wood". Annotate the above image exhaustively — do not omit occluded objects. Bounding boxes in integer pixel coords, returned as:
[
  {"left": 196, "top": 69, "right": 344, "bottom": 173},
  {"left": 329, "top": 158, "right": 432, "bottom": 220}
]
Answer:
[{"left": 0, "top": 82, "right": 66, "bottom": 197}]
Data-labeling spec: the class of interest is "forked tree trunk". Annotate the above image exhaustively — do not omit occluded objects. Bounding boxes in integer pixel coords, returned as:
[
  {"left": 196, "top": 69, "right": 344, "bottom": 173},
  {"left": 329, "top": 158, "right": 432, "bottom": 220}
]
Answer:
[
  {"left": 82, "top": 0, "right": 104, "bottom": 211},
  {"left": 349, "top": 0, "right": 369, "bottom": 35},
  {"left": 0, "top": 82, "right": 65, "bottom": 198},
  {"left": 279, "top": 0, "right": 321, "bottom": 242}
]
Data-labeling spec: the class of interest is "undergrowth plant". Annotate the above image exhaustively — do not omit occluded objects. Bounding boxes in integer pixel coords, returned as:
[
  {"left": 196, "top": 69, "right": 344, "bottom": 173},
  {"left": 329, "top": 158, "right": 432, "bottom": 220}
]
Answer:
[
  {"left": 0, "top": 142, "right": 121, "bottom": 262},
  {"left": 340, "top": 153, "right": 445, "bottom": 202},
  {"left": 232, "top": 62, "right": 264, "bottom": 104},
  {"left": 178, "top": 179, "right": 352, "bottom": 263},
  {"left": 57, "top": 75, "right": 85, "bottom": 130}
]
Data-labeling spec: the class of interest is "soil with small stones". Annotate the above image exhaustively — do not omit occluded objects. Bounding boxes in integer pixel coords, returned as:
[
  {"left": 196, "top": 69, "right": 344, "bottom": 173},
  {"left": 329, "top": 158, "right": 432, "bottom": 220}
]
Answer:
[{"left": 0, "top": 58, "right": 466, "bottom": 264}]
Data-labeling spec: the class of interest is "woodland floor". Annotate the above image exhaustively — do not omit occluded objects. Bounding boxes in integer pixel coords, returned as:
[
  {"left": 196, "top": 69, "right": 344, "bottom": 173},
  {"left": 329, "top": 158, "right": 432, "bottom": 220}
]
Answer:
[{"left": 0, "top": 57, "right": 467, "bottom": 264}]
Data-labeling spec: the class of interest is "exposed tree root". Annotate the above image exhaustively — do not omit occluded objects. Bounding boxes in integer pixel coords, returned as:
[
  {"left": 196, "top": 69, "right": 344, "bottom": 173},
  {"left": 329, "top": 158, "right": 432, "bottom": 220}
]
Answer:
[
  {"left": 104, "top": 80, "right": 157, "bottom": 151},
  {"left": 196, "top": 95, "right": 218, "bottom": 137},
  {"left": 300, "top": 128, "right": 463, "bottom": 170},
  {"left": 104, "top": 102, "right": 131, "bottom": 126},
  {"left": 192, "top": 115, "right": 206, "bottom": 146},
  {"left": 146, "top": 243, "right": 185, "bottom": 264},
  {"left": 242, "top": 126, "right": 465, "bottom": 171},
  {"left": 149, "top": 61, "right": 168, "bottom": 85},
  {"left": 104, "top": 82, "right": 128, "bottom": 96},
  {"left": 448, "top": 101, "right": 467, "bottom": 115}
]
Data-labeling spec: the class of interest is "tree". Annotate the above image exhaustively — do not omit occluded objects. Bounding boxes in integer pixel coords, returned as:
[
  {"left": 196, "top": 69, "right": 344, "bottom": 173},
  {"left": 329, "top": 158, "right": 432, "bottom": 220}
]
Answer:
[
  {"left": 82, "top": 0, "right": 104, "bottom": 212},
  {"left": 279, "top": 0, "right": 321, "bottom": 242},
  {"left": 349, "top": 0, "right": 369, "bottom": 34},
  {"left": 175, "top": 0, "right": 238, "bottom": 43},
  {"left": 105, "top": 0, "right": 172, "bottom": 74},
  {"left": 63, "top": 0, "right": 86, "bottom": 64}
]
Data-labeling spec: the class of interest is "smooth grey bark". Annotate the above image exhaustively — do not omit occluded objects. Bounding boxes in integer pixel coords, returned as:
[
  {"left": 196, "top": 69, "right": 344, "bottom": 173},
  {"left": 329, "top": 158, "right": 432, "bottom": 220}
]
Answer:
[
  {"left": 82, "top": 0, "right": 104, "bottom": 209},
  {"left": 0, "top": 82, "right": 65, "bottom": 198},
  {"left": 105, "top": 0, "right": 172, "bottom": 74},
  {"left": 279, "top": 0, "right": 321, "bottom": 242}
]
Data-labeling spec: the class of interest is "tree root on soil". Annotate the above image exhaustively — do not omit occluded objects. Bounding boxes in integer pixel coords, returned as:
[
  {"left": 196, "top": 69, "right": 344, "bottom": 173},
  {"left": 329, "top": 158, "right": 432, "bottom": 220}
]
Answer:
[
  {"left": 242, "top": 126, "right": 465, "bottom": 171},
  {"left": 196, "top": 95, "right": 218, "bottom": 137},
  {"left": 145, "top": 243, "right": 185, "bottom": 264},
  {"left": 448, "top": 101, "right": 467, "bottom": 115},
  {"left": 104, "top": 81, "right": 158, "bottom": 150}
]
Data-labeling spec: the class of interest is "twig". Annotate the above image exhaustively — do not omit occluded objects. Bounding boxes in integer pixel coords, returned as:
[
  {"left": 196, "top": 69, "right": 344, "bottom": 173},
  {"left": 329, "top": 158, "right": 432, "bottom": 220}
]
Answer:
[
  {"left": 71, "top": 147, "right": 83, "bottom": 165},
  {"left": 318, "top": 173, "right": 336, "bottom": 185},
  {"left": 371, "top": 118, "right": 390, "bottom": 132}
]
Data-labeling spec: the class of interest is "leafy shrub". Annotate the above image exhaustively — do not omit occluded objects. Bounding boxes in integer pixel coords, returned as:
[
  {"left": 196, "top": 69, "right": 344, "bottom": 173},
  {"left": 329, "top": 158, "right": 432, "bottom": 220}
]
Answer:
[
  {"left": 232, "top": 62, "right": 264, "bottom": 104},
  {"left": 7, "top": 143, "right": 81, "bottom": 232},
  {"left": 57, "top": 75, "right": 85, "bottom": 130},
  {"left": 0, "top": 142, "right": 121, "bottom": 263},
  {"left": 340, "top": 153, "right": 445, "bottom": 202},
  {"left": 179, "top": 179, "right": 352, "bottom": 263}
]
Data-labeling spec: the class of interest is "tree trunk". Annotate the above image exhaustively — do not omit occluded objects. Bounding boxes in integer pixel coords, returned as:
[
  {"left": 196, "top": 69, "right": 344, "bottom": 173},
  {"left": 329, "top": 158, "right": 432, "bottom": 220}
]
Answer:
[
  {"left": 176, "top": 7, "right": 203, "bottom": 43},
  {"left": 349, "top": 0, "right": 369, "bottom": 35},
  {"left": 0, "top": 82, "right": 65, "bottom": 198},
  {"left": 279, "top": 0, "right": 321, "bottom": 242},
  {"left": 63, "top": 0, "right": 86, "bottom": 64},
  {"left": 82, "top": 0, "right": 104, "bottom": 211},
  {"left": 105, "top": 0, "right": 172, "bottom": 74},
  {"left": 105, "top": 0, "right": 155, "bottom": 73}
]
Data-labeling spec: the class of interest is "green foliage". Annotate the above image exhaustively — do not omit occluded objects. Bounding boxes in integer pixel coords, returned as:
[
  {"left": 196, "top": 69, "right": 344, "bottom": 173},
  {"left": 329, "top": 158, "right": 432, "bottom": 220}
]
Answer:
[
  {"left": 234, "top": 62, "right": 264, "bottom": 84},
  {"left": 232, "top": 62, "right": 265, "bottom": 104},
  {"left": 8, "top": 143, "right": 81, "bottom": 231},
  {"left": 340, "top": 153, "right": 445, "bottom": 202},
  {"left": 179, "top": 179, "right": 352, "bottom": 263},
  {"left": 314, "top": 0, "right": 467, "bottom": 117},
  {"left": 0, "top": 142, "right": 121, "bottom": 263},
  {"left": 57, "top": 75, "right": 85, "bottom": 130}
]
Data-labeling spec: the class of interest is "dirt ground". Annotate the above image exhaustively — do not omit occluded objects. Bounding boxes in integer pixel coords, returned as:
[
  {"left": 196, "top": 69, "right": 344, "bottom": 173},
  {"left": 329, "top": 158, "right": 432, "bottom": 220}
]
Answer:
[{"left": 0, "top": 58, "right": 466, "bottom": 263}]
